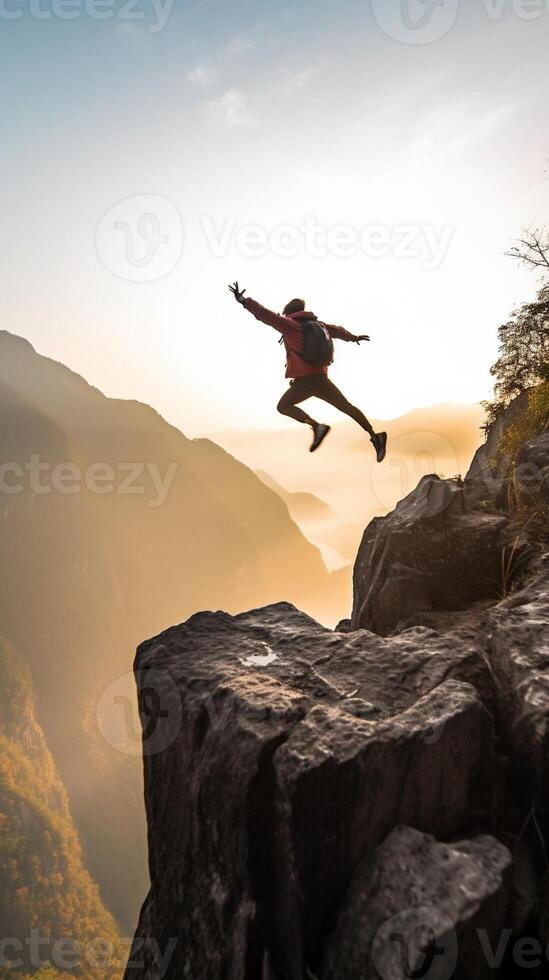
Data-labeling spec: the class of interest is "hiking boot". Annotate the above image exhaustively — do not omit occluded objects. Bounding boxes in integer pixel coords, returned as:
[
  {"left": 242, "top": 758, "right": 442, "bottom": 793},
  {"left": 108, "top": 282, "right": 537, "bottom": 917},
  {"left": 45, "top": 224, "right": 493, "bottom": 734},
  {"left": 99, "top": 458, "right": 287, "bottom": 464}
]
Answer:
[
  {"left": 372, "top": 431, "right": 387, "bottom": 463},
  {"left": 310, "top": 423, "right": 331, "bottom": 453}
]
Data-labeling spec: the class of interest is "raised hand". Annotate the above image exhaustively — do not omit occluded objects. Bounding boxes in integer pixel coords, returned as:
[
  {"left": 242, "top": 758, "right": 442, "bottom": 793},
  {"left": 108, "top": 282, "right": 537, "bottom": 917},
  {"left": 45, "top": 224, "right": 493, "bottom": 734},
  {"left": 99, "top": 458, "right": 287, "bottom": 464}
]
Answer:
[
  {"left": 228, "top": 281, "right": 246, "bottom": 304},
  {"left": 355, "top": 334, "right": 371, "bottom": 344}
]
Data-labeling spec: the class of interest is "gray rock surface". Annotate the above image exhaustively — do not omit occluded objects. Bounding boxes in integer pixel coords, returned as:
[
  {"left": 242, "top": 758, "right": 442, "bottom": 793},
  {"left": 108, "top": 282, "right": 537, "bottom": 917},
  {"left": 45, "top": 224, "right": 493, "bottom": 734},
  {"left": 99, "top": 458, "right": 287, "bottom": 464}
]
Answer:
[
  {"left": 487, "top": 556, "right": 549, "bottom": 809},
  {"left": 321, "top": 826, "right": 512, "bottom": 980},
  {"left": 352, "top": 396, "right": 547, "bottom": 636},
  {"left": 124, "top": 606, "right": 496, "bottom": 979},
  {"left": 516, "top": 432, "right": 549, "bottom": 505},
  {"left": 352, "top": 475, "right": 509, "bottom": 634},
  {"left": 274, "top": 681, "right": 493, "bottom": 972},
  {"left": 463, "top": 390, "right": 529, "bottom": 510}
]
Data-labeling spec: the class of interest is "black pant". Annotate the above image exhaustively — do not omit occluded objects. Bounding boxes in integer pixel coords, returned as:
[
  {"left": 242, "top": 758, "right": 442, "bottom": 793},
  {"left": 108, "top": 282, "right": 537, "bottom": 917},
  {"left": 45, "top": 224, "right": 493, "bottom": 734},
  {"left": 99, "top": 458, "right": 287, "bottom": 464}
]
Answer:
[{"left": 277, "top": 375, "right": 374, "bottom": 435}]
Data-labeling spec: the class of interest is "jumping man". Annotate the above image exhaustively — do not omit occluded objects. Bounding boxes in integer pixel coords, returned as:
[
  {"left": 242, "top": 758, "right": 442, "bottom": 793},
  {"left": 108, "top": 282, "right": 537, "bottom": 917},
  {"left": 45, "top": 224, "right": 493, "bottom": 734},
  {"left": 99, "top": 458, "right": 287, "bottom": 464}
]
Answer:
[{"left": 228, "top": 282, "right": 387, "bottom": 460}]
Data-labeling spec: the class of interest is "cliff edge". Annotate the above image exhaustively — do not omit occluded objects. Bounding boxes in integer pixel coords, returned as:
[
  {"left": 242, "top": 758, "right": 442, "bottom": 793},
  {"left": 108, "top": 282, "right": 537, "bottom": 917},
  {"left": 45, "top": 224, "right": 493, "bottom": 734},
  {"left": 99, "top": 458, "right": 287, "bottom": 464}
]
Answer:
[{"left": 125, "top": 397, "right": 549, "bottom": 979}]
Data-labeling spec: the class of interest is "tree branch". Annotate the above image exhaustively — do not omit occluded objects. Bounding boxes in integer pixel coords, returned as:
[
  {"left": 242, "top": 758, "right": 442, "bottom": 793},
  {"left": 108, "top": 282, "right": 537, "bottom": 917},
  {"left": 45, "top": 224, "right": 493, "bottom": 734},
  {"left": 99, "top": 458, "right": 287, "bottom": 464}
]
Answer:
[{"left": 506, "top": 227, "right": 549, "bottom": 273}]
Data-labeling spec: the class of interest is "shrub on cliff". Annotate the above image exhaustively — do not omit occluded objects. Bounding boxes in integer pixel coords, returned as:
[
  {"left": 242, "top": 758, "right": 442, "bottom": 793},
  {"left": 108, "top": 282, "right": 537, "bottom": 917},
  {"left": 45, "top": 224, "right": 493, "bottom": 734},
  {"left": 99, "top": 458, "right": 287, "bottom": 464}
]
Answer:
[
  {"left": 484, "top": 284, "right": 549, "bottom": 429},
  {"left": 498, "top": 380, "right": 549, "bottom": 464}
]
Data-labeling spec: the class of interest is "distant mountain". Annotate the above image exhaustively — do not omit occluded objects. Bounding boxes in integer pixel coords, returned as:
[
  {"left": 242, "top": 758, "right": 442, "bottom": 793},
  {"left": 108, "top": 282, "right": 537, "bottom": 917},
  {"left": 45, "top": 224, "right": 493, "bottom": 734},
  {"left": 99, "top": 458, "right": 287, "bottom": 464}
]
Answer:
[
  {"left": 0, "top": 330, "right": 346, "bottom": 932},
  {"left": 212, "top": 404, "right": 484, "bottom": 481},
  {"left": 255, "top": 469, "right": 332, "bottom": 521},
  {"left": 210, "top": 403, "right": 485, "bottom": 568}
]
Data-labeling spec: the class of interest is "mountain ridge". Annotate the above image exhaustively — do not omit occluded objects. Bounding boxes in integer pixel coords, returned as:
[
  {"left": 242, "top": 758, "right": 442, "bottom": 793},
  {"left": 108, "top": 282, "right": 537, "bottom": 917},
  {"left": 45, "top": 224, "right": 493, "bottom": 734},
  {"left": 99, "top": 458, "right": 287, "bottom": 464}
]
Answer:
[{"left": 0, "top": 329, "right": 346, "bottom": 933}]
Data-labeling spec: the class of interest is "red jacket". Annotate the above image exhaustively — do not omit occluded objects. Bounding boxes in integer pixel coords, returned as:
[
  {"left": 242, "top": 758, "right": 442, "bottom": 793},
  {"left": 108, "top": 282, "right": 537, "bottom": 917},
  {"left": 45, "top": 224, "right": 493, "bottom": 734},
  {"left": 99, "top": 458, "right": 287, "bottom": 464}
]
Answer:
[{"left": 243, "top": 298, "right": 357, "bottom": 378}]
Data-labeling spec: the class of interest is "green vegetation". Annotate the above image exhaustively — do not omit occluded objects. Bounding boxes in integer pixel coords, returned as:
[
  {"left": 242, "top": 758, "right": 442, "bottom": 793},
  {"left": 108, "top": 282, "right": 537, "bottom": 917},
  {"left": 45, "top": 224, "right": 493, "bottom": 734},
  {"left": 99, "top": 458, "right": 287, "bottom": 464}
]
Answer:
[
  {"left": 0, "top": 638, "right": 123, "bottom": 979},
  {"left": 485, "top": 225, "right": 548, "bottom": 427},
  {"left": 492, "top": 381, "right": 549, "bottom": 558},
  {"left": 499, "top": 381, "right": 549, "bottom": 463},
  {"left": 476, "top": 231, "right": 549, "bottom": 586},
  {"left": 484, "top": 284, "right": 549, "bottom": 428},
  {"left": 482, "top": 227, "right": 548, "bottom": 545}
]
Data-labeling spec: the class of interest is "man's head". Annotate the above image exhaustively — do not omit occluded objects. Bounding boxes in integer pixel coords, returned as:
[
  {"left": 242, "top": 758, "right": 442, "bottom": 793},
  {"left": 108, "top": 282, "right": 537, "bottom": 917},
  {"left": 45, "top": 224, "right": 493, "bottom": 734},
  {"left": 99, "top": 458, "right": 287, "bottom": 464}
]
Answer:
[{"left": 283, "top": 298, "right": 306, "bottom": 316}]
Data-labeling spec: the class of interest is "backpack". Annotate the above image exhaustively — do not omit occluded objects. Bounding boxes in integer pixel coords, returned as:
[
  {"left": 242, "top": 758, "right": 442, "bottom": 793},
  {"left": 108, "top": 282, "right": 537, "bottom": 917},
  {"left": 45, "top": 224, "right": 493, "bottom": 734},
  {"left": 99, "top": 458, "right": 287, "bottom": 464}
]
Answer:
[{"left": 298, "top": 319, "right": 334, "bottom": 367}]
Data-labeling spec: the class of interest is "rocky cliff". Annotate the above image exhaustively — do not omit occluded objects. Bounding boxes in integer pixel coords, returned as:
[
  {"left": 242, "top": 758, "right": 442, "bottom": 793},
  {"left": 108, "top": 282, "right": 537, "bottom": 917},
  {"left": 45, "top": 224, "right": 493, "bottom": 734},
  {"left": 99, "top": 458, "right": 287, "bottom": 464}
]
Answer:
[{"left": 126, "top": 400, "right": 549, "bottom": 979}]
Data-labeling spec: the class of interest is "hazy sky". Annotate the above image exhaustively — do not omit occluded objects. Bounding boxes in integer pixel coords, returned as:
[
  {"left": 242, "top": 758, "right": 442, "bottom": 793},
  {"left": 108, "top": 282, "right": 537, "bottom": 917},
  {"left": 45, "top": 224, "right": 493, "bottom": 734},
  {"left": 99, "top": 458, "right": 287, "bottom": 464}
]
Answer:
[{"left": 2, "top": 0, "right": 548, "bottom": 433}]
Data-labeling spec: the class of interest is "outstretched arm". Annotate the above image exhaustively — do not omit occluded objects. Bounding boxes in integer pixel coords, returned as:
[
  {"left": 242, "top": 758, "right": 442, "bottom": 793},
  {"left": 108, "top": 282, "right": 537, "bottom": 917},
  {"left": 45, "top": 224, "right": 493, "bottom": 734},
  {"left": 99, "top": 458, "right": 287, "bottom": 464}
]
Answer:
[
  {"left": 228, "top": 284, "right": 370, "bottom": 342},
  {"left": 242, "top": 298, "right": 293, "bottom": 333},
  {"left": 325, "top": 323, "right": 370, "bottom": 344},
  {"left": 228, "top": 282, "right": 292, "bottom": 334}
]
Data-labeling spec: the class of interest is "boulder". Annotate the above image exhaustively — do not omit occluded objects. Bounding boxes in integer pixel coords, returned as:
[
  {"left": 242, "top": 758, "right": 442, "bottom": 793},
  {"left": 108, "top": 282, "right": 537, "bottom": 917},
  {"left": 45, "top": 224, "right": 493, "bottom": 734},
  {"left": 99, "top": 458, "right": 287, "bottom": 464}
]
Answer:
[
  {"left": 321, "top": 825, "right": 512, "bottom": 980},
  {"left": 464, "top": 393, "right": 549, "bottom": 513},
  {"left": 124, "top": 604, "right": 496, "bottom": 980},
  {"left": 334, "top": 617, "right": 352, "bottom": 633},
  {"left": 463, "top": 391, "right": 529, "bottom": 510},
  {"left": 516, "top": 431, "right": 549, "bottom": 506},
  {"left": 487, "top": 556, "right": 549, "bottom": 811},
  {"left": 352, "top": 475, "right": 509, "bottom": 635},
  {"left": 274, "top": 680, "right": 494, "bottom": 973}
]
